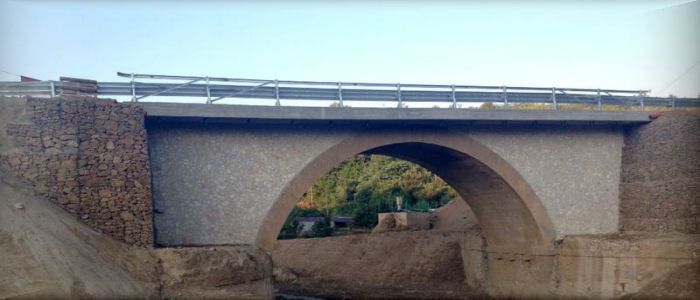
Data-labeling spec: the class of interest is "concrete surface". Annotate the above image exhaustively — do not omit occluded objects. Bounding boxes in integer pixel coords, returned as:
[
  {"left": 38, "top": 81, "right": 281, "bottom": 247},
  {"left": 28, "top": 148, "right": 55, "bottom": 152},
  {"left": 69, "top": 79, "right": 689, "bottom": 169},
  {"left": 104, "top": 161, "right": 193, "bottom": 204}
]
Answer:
[
  {"left": 147, "top": 122, "right": 623, "bottom": 252},
  {"left": 135, "top": 102, "right": 652, "bottom": 124}
]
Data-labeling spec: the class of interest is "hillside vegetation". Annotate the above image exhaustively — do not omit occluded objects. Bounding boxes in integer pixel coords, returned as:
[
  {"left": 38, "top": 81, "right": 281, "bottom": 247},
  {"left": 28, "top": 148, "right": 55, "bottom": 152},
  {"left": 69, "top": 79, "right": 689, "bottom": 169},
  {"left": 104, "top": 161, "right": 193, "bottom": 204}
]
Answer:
[{"left": 279, "top": 155, "right": 457, "bottom": 239}]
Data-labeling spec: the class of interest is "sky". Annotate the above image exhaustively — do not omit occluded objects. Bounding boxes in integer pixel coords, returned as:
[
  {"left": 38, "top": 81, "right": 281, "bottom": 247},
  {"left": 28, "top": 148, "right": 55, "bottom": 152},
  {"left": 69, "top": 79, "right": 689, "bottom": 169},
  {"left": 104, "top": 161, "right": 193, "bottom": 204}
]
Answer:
[{"left": 1, "top": 0, "right": 698, "bottom": 103}]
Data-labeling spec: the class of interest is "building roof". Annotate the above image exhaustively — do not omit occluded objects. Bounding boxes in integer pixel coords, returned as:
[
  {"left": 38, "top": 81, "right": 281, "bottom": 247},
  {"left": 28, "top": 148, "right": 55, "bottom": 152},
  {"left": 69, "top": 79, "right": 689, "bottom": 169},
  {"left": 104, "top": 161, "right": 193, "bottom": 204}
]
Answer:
[{"left": 294, "top": 216, "right": 354, "bottom": 223}]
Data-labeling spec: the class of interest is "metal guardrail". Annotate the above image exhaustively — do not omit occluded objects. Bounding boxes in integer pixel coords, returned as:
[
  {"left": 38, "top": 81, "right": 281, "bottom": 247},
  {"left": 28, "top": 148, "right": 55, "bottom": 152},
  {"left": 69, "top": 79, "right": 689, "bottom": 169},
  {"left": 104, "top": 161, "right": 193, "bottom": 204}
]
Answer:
[
  {"left": 1, "top": 72, "right": 699, "bottom": 111},
  {"left": 0, "top": 81, "right": 57, "bottom": 97}
]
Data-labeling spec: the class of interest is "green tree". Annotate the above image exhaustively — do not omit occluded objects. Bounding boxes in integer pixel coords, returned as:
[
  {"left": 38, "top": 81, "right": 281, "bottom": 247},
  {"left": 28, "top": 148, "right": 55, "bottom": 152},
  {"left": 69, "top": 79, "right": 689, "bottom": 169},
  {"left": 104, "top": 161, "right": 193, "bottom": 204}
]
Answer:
[
  {"left": 311, "top": 217, "right": 335, "bottom": 237},
  {"left": 283, "top": 154, "right": 458, "bottom": 237}
]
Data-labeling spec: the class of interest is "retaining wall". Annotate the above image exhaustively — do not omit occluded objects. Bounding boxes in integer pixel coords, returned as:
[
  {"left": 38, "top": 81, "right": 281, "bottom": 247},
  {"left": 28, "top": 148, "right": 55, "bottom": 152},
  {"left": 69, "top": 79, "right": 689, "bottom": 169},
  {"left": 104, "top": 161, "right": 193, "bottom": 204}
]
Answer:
[
  {"left": 0, "top": 96, "right": 153, "bottom": 246},
  {"left": 619, "top": 110, "right": 700, "bottom": 233}
]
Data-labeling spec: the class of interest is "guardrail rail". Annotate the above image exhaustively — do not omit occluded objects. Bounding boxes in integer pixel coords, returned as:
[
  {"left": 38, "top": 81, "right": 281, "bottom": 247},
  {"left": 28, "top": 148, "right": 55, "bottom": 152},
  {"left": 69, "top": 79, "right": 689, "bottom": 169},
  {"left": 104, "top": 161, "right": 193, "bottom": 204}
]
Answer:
[{"left": 1, "top": 72, "right": 698, "bottom": 111}]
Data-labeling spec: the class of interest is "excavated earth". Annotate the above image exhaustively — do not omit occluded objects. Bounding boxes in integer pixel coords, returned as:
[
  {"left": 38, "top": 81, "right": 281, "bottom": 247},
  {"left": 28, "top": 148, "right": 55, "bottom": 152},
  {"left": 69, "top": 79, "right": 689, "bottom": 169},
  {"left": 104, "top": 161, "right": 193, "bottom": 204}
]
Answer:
[
  {"left": 0, "top": 174, "right": 159, "bottom": 299},
  {"left": 0, "top": 173, "right": 271, "bottom": 300},
  {"left": 273, "top": 199, "right": 700, "bottom": 299}
]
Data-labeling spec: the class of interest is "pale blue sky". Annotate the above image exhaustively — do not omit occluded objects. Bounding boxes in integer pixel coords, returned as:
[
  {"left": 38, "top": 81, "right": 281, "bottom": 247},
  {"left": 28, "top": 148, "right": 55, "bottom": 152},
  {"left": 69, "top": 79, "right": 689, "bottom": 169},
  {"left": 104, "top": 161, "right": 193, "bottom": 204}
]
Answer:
[{"left": 1, "top": 0, "right": 698, "bottom": 99}]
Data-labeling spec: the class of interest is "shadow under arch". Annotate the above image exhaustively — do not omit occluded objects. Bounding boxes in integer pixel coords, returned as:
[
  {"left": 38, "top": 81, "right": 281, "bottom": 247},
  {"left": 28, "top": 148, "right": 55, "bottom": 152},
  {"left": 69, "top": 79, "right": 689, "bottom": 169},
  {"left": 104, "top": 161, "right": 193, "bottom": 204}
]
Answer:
[{"left": 256, "top": 128, "right": 556, "bottom": 254}]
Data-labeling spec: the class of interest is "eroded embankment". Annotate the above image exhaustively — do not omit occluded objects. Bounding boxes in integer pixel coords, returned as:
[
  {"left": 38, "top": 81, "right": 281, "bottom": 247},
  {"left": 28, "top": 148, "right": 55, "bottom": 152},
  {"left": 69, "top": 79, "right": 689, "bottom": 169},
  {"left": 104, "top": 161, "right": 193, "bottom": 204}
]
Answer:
[
  {"left": 274, "top": 230, "right": 483, "bottom": 299},
  {"left": 0, "top": 174, "right": 159, "bottom": 299},
  {"left": 273, "top": 230, "right": 699, "bottom": 299},
  {"left": 273, "top": 198, "right": 699, "bottom": 299},
  {"left": 0, "top": 173, "right": 272, "bottom": 299},
  {"left": 0, "top": 96, "right": 272, "bottom": 299}
]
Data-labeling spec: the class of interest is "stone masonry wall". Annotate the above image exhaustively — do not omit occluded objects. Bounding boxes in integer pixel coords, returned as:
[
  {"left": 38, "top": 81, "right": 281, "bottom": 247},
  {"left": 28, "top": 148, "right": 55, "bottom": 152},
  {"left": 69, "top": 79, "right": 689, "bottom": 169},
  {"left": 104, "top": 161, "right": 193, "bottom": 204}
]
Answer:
[
  {"left": 619, "top": 110, "right": 700, "bottom": 233},
  {"left": 0, "top": 96, "right": 153, "bottom": 246}
]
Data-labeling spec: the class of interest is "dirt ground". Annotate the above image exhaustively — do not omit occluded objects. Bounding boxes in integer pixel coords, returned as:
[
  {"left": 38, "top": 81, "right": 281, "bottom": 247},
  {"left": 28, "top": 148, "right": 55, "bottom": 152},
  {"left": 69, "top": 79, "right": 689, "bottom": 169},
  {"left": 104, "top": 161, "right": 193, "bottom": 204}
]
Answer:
[
  {"left": 272, "top": 200, "right": 700, "bottom": 299},
  {"left": 273, "top": 230, "right": 486, "bottom": 299},
  {"left": 0, "top": 173, "right": 271, "bottom": 299},
  {"left": 272, "top": 200, "right": 486, "bottom": 299},
  {"left": 0, "top": 173, "right": 159, "bottom": 299}
]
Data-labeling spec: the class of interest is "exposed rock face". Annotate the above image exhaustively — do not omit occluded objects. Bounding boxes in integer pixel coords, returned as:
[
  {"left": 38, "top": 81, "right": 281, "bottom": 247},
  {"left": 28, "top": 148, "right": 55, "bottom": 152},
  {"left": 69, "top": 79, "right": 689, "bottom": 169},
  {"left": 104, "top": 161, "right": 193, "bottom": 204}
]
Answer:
[
  {"left": 0, "top": 96, "right": 153, "bottom": 246},
  {"left": 619, "top": 110, "right": 700, "bottom": 233},
  {"left": 154, "top": 246, "right": 272, "bottom": 299},
  {"left": 273, "top": 230, "right": 480, "bottom": 299}
]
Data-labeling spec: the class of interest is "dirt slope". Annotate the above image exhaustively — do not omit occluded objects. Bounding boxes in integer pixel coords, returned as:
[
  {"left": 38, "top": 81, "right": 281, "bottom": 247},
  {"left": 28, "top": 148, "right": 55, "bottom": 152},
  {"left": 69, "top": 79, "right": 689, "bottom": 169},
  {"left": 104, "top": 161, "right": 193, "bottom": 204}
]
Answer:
[
  {"left": 273, "top": 230, "right": 486, "bottom": 299},
  {"left": 0, "top": 174, "right": 159, "bottom": 299}
]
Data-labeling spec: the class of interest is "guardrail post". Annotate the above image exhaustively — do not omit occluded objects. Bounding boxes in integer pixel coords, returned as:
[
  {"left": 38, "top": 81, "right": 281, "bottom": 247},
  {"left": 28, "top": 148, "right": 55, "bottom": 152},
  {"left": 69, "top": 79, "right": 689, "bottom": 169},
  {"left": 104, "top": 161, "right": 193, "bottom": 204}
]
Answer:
[
  {"left": 205, "top": 76, "right": 211, "bottom": 104},
  {"left": 671, "top": 97, "right": 676, "bottom": 110},
  {"left": 502, "top": 86, "right": 508, "bottom": 110},
  {"left": 337, "top": 82, "right": 343, "bottom": 108},
  {"left": 130, "top": 73, "right": 136, "bottom": 102},
  {"left": 551, "top": 87, "right": 557, "bottom": 110},
  {"left": 451, "top": 84, "right": 457, "bottom": 108},
  {"left": 274, "top": 79, "right": 280, "bottom": 106},
  {"left": 596, "top": 88, "right": 602, "bottom": 111},
  {"left": 50, "top": 81, "right": 55, "bottom": 98},
  {"left": 396, "top": 83, "right": 402, "bottom": 108},
  {"left": 639, "top": 91, "right": 644, "bottom": 111}
]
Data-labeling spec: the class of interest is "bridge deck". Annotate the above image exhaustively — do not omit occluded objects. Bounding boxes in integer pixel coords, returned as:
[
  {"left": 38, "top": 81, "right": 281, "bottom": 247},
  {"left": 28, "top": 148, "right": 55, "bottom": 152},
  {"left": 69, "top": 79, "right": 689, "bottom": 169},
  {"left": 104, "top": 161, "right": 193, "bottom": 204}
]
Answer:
[{"left": 134, "top": 102, "right": 652, "bottom": 125}]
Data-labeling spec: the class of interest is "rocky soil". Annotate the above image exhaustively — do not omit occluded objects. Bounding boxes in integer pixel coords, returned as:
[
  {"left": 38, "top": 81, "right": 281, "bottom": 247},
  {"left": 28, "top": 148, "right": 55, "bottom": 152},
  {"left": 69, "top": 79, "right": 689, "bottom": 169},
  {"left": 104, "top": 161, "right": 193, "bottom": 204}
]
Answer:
[
  {"left": 0, "top": 173, "right": 271, "bottom": 299},
  {"left": 273, "top": 230, "right": 485, "bottom": 299},
  {"left": 272, "top": 200, "right": 486, "bottom": 299},
  {"left": 0, "top": 173, "right": 159, "bottom": 299}
]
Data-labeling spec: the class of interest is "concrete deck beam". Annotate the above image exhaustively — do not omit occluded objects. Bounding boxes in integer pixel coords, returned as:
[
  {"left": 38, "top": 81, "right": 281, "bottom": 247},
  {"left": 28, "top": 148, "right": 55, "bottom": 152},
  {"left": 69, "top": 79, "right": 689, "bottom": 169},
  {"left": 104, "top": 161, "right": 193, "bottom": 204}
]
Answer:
[{"left": 132, "top": 102, "right": 651, "bottom": 125}]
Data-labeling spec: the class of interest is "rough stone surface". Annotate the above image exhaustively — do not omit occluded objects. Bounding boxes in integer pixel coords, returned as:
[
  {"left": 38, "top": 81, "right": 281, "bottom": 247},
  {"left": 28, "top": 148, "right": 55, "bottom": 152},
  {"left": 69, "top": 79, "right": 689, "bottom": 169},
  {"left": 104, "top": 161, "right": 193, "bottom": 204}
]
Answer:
[
  {"left": 148, "top": 122, "right": 624, "bottom": 247},
  {"left": 621, "top": 260, "right": 700, "bottom": 299},
  {"left": 272, "top": 230, "right": 699, "bottom": 299},
  {"left": 619, "top": 110, "right": 700, "bottom": 233},
  {"left": 0, "top": 96, "right": 153, "bottom": 246},
  {"left": 555, "top": 233, "right": 700, "bottom": 298},
  {"left": 154, "top": 246, "right": 272, "bottom": 299}
]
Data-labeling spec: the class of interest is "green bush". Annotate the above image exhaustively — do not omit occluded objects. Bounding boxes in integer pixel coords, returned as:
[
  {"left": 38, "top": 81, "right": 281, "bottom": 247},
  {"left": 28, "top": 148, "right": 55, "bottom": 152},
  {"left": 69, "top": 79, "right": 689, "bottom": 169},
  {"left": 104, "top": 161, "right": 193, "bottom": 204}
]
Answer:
[{"left": 311, "top": 217, "right": 335, "bottom": 237}]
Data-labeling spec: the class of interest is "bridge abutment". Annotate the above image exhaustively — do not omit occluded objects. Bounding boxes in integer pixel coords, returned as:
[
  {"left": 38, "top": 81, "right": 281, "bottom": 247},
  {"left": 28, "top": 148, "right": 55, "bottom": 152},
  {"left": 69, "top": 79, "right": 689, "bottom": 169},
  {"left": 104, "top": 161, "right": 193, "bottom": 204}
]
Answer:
[
  {"left": 0, "top": 96, "right": 153, "bottom": 246},
  {"left": 1, "top": 96, "right": 698, "bottom": 298}
]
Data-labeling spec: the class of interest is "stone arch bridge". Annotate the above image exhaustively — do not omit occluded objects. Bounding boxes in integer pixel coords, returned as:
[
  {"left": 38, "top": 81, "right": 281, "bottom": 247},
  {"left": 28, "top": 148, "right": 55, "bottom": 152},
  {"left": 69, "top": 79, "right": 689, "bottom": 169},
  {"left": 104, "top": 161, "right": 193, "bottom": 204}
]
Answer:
[{"left": 144, "top": 102, "right": 642, "bottom": 254}]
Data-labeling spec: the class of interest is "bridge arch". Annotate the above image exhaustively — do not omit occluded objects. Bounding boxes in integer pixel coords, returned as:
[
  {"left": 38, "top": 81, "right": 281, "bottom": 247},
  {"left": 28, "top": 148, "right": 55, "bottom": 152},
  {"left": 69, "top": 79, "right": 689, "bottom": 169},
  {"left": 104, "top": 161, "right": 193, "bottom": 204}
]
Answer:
[{"left": 256, "top": 128, "right": 556, "bottom": 253}]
